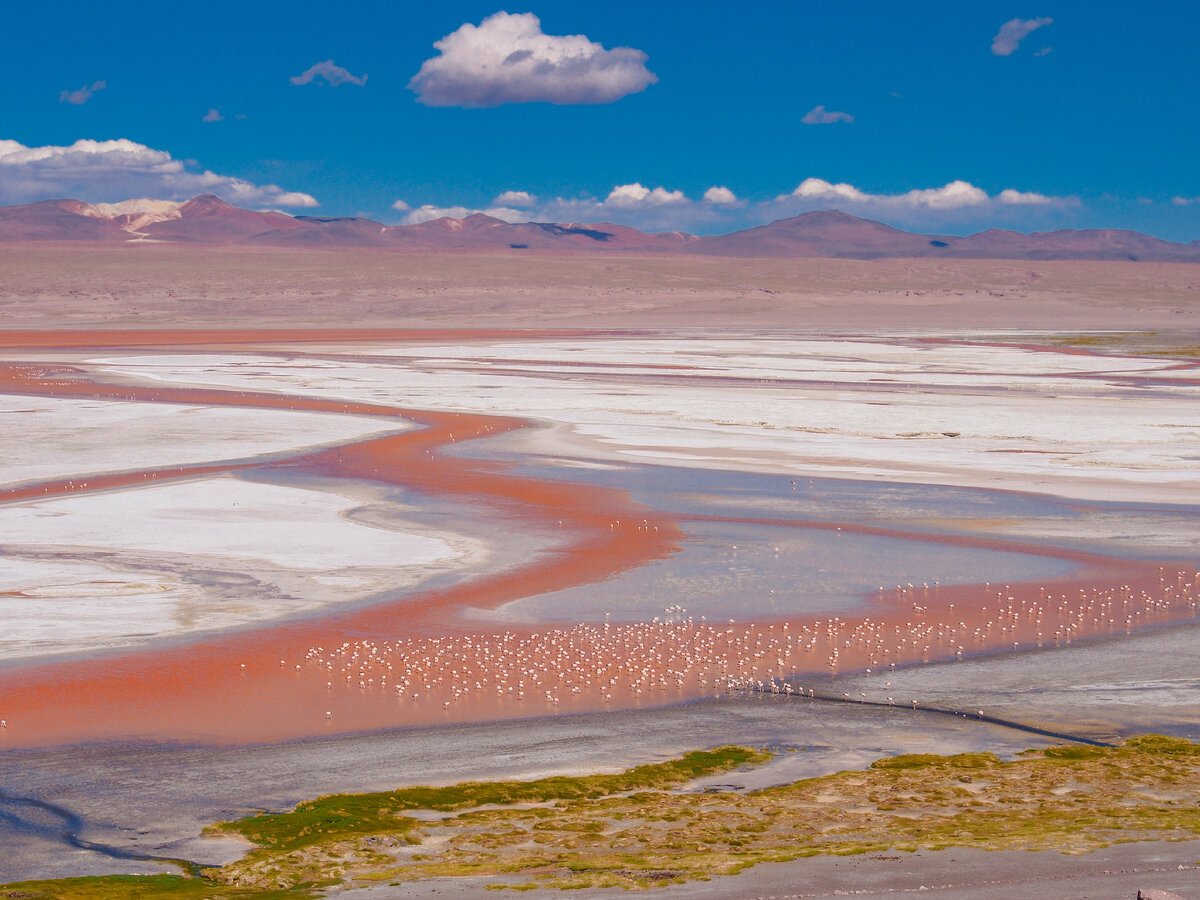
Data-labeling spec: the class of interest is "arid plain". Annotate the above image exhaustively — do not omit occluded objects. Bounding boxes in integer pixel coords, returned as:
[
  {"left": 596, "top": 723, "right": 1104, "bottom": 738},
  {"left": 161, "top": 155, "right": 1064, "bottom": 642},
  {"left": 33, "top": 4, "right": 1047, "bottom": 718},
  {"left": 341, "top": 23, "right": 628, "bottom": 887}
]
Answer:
[{"left": 1, "top": 246, "right": 1199, "bottom": 897}]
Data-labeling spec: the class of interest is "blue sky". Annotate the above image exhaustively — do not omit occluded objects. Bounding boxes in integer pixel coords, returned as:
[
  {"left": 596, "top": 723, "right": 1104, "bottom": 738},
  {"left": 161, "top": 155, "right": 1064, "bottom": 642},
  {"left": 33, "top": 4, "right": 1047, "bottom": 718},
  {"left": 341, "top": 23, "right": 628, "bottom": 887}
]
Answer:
[{"left": 3, "top": 1, "right": 1198, "bottom": 238}]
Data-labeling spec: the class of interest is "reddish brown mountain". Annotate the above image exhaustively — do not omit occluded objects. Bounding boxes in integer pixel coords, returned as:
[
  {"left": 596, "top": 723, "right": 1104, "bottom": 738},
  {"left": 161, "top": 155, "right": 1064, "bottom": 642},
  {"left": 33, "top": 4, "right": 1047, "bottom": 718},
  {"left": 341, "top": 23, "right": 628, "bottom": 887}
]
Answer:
[
  {"left": 385, "top": 213, "right": 695, "bottom": 250},
  {"left": 0, "top": 195, "right": 1197, "bottom": 262},
  {"left": 0, "top": 199, "right": 129, "bottom": 242},
  {"left": 686, "top": 210, "right": 1200, "bottom": 262},
  {"left": 952, "top": 227, "right": 1200, "bottom": 262},
  {"left": 534, "top": 221, "right": 695, "bottom": 250},
  {"left": 387, "top": 213, "right": 561, "bottom": 249},
  {"left": 138, "top": 195, "right": 308, "bottom": 242},
  {"left": 684, "top": 209, "right": 957, "bottom": 258},
  {"left": 246, "top": 215, "right": 396, "bottom": 247}
]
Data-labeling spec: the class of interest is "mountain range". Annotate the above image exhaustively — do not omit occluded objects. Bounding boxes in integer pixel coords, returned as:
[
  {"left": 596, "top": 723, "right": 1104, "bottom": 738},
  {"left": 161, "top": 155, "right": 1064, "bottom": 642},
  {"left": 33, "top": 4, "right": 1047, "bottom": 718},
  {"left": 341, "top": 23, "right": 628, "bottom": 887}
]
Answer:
[{"left": 2, "top": 194, "right": 1198, "bottom": 262}]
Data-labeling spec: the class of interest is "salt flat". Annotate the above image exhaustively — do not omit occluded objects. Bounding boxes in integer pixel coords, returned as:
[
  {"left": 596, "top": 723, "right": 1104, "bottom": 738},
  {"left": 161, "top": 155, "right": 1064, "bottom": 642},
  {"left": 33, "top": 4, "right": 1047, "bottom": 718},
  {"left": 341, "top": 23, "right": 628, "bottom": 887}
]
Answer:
[
  {"left": 0, "top": 476, "right": 472, "bottom": 660},
  {"left": 0, "top": 393, "right": 404, "bottom": 489},
  {"left": 89, "top": 336, "right": 1200, "bottom": 504}
]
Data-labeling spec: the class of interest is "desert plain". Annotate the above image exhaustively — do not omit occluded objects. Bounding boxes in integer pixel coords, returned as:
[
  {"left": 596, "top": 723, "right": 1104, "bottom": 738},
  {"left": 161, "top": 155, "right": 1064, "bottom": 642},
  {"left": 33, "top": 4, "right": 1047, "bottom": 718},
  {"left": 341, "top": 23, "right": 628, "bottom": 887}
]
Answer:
[{"left": 1, "top": 245, "right": 1199, "bottom": 897}]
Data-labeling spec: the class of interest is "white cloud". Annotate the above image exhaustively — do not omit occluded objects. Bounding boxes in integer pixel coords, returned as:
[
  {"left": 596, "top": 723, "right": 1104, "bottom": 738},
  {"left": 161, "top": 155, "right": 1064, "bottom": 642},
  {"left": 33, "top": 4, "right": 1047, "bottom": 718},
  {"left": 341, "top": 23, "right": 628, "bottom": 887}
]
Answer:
[
  {"left": 787, "top": 177, "right": 988, "bottom": 210},
  {"left": 604, "top": 183, "right": 686, "bottom": 208},
  {"left": 494, "top": 189, "right": 536, "bottom": 206},
  {"left": 408, "top": 11, "right": 656, "bottom": 107},
  {"left": 900, "top": 180, "right": 990, "bottom": 210},
  {"left": 789, "top": 178, "right": 870, "bottom": 203},
  {"left": 391, "top": 199, "right": 411, "bottom": 211},
  {"left": 801, "top": 105, "right": 854, "bottom": 125},
  {"left": 483, "top": 206, "right": 526, "bottom": 222},
  {"left": 991, "top": 17, "right": 1053, "bottom": 56},
  {"left": 202, "top": 108, "right": 224, "bottom": 123},
  {"left": 0, "top": 138, "right": 318, "bottom": 208},
  {"left": 766, "top": 178, "right": 1078, "bottom": 229},
  {"left": 290, "top": 60, "right": 367, "bottom": 87},
  {"left": 1171, "top": 196, "right": 1195, "bottom": 206},
  {"left": 703, "top": 186, "right": 742, "bottom": 206},
  {"left": 60, "top": 80, "right": 106, "bottom": 105},
  {"left": 402, "top": 205, "right": 478, "bottom": 224},
  {"left": 258, "top": 191, "right": 318, "bottom": 208},
  {"left": 998, "top": 188, "right": 1054, "bottom": 205}
]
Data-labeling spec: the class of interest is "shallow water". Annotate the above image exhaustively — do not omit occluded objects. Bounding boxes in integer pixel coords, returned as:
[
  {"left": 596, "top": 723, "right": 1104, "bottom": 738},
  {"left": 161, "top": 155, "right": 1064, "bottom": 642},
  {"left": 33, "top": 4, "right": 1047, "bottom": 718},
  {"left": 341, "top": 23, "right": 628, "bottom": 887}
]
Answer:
[
  {"left": 481, "top": 518, "right": 1075, "bottom": 624},
  {"left": 476, "top": 443, "right": 1200, "bottom": 561},
  {"left": 464, "top": 451, "right": 1186, "bottom": 625},
  {"left": 820, "top": 617, "right": 1200, "bottom": 742}
]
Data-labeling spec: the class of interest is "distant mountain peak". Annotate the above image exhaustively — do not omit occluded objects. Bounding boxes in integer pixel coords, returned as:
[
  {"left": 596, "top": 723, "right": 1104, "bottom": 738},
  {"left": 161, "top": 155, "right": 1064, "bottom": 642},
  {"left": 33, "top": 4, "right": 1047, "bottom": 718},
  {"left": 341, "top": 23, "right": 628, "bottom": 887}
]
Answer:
[
  {"left": 793, "top": 208, "right": 862, "bottom": 223},
  {"left": 0, "top": 194, "right": 1196, "bottom": 261},
  {"left": 177, "top": 194, "right": 242, "bottom": 216}
]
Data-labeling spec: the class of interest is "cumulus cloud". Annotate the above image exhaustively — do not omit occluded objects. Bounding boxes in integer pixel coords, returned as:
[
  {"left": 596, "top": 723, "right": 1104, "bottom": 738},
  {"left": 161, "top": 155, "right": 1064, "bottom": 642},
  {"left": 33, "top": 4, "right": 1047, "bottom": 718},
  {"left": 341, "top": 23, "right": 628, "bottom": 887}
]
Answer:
[
  {"left": 402, "top": 204, "right": 478, "bottom": 223},
  {"left": 604, "top": 183, "right": 686, "bottom": 208},
  {"left": 998, "top": 188, "right": 1055, "bottom": 205},
  {"left": 991, "top": 17, "right": 1053, "bottom": 56},
  {"left": 703, "top": 186, "right": 742, "bottom": 206},
  {"left": 494, "top": 189, "right": 536, "bottom": 206},
  {"left": 787, "top": 177, "right": 989, "bottom": 210},
  {"left": 290, "top": 60, "right": 367, "bottom": 87},
  {"left": 789, "top": 178, "right": 869, "bottom": 204},
  {"left": 801, "top": 105, "right": 854, "bottom": 125},
  {"left": 391, "top": 199, "right": 411, "bottom": 211},
  {"left": 0, "top": 138, "right": 317, "bottom": 208},
  {"left": 767, "top": 177, "right": 1077, "bottom": 228},
  {"left": 202, "top": 108, "right": 224, "bottom": 123},
  {"left": 408, "top": 11, "right": 656, "bottom": 107},
  {"left": 60, "top": 81, "right": 106, "bottom": 105},
  {"left": 897, "top": 181, "right": 990, "bottom": 210}
]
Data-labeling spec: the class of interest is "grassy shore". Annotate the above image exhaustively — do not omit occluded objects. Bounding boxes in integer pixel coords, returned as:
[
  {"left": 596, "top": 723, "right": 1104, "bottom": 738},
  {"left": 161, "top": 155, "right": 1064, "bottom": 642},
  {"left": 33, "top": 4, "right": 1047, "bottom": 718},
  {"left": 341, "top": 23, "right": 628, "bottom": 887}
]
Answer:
[{"left": 4, "top": 737, "right": 1200, "bottom": 897}]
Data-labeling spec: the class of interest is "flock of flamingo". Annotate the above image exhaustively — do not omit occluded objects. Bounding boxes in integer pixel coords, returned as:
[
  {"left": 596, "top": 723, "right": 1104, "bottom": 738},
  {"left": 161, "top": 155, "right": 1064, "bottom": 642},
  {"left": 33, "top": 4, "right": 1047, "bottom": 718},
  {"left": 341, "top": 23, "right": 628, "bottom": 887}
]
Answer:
[{"left": 299, "top": 570, "right": 1199, "bottom": 722}]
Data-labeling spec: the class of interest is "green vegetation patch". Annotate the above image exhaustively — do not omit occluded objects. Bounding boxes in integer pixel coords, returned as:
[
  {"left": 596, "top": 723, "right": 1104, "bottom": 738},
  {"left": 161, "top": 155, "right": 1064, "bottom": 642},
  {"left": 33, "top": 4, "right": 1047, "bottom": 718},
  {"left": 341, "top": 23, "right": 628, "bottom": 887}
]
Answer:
[
  {"left": 1020, "top": 331, "right": 1200, "bottom": 359},
  {"left": 209, "top": 745, "right": 767, "bottom": 855},
  {"left": 7, "top": 737, "right": 1200, "bottom": 897},
  {"left": 871, "top": 751, "right": 1000, "bottom": 770}
]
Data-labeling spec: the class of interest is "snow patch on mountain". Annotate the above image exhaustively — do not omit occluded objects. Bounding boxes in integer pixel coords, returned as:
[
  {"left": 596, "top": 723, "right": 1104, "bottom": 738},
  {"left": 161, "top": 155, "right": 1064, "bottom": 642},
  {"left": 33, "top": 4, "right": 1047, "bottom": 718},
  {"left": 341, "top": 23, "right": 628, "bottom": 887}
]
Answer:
[{"left": 83, "top": 198, "right": 184, "bottom": 233}]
